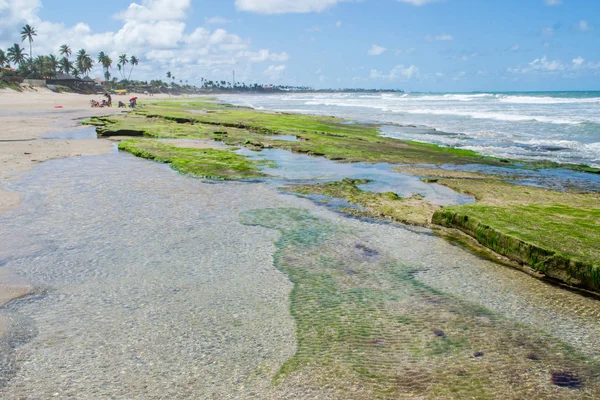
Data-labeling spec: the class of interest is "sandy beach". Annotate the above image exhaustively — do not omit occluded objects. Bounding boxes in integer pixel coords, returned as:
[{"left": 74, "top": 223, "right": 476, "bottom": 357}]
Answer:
[
  {"left": 1, "top": 90, "right": 599, "bottom": 399},
  {"left": 0, "top": 90, "right": 164, "bottom": 334}
]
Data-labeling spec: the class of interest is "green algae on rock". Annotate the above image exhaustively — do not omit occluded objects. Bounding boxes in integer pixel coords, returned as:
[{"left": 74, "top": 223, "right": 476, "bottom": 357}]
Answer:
[
  {"left": 240, "top": 207, "right": 600, "bottom": 399},
  {"left": 285, "top": 178, "right": 439, "bottom": 226},
  {"left": 432, "top": 179, "right": 600, "bottom": 292},
  {"left": 89, "top": 99, "right": 600, "bottom": 292},
  {"left": 88, "top": 100, "right": 508, "bottom": 166},
  {"left": 118, "top": 139, "right": 268, "bottom": 180}
]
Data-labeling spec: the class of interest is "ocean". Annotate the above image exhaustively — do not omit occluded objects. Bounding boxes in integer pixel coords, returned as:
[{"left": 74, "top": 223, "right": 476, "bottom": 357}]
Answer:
[{"left": 220, "top": 91, "right": 600, "bottom": 168}]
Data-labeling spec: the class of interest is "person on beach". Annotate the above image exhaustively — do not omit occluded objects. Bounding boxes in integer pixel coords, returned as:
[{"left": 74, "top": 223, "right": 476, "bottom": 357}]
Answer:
[{"left": 104, "top": 93, "right": 112, "bottom": 107}]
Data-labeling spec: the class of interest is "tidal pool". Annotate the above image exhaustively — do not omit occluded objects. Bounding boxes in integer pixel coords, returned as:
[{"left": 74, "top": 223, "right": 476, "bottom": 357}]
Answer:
[
  {"left": 0, "top": 151, "right": 598, "bottom": 398},
  {"left": 238, "top": 148, "right": 474, "bottom": 206}
]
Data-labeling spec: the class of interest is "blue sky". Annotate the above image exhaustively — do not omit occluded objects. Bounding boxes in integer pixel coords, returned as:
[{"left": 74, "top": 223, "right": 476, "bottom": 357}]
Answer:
[{"left": 1, "top": 0, "right": 599, "bottom": 91}]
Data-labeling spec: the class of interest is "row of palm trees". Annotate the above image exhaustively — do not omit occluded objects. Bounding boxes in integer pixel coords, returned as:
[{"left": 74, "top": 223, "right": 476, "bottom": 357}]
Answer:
[{"left": 0, "top": 24, "right": 139, "bottom": 83}]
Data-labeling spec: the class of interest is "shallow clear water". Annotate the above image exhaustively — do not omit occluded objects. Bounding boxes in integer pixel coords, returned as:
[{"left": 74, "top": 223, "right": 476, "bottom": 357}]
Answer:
[
  {"left": 238, "top": 148, "right": 474, "bottom": 206},
  {"left": 0, "top": 151, "right": 598, "bottom": 398},
  {"left": 42, "top": 127, "right": 99, "bottom": 140},
  {"left": 220, "top": 92, "right": 600, "bottom": 168}
]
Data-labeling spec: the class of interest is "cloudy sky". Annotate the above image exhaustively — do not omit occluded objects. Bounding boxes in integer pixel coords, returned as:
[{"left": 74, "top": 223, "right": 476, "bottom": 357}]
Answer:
[{"left": 1, "top": 0, "right": 598, "bottom": 91}]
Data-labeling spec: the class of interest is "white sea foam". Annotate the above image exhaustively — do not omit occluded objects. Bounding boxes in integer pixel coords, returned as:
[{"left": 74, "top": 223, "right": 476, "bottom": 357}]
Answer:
[
  {"left": 496, "top": 95, "right": 600, "bottom": 104},
  {"left": 220, "top": 92, "right": 600, "bottom": 166}
]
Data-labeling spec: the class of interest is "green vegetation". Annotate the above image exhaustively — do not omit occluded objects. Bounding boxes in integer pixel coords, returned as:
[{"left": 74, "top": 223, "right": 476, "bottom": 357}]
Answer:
[
  {"left": 0, "top": 79, "right": 22, "bottom": 91},
  {"left": 118, "top": 139, "right": 268, "bottom": 180},
  {"left": 240, "top": 207, "right": 600, "bottom": 399},
  {"left": 286, "top": 178, "right": 438, "bottom": 226},
  {"left": 89, "top": 98, "right": 600, "bottom": 292},
  {"left": 92, "top": 99, "right": 507, "bottom": 166},
  {"left": 432, "top": 179, "right": 600, "bottom": 291}
]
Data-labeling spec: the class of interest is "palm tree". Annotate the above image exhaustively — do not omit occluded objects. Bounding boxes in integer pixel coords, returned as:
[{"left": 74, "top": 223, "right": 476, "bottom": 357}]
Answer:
[
  {"left": 99, "top": 53, "right": 112, "bottom": 85},
  {"left": 20, "top": 24, "right": 37, "bottom": 61},
  {"left": 82, "top": 55, "right": 93, "bottom": 76},
  {"left": 0, "top": 49, "right": 6, "bottom": 67},
  {"left": 47, "top": 55, "right": 58, "bottom": 77},
  {"left": 7, "top": 43, "right": 27, "bottom": 67},
  {"left": 97, "top": 51, "right": 106, "bottom": 66},
  {"left": 58, "top": 57, "right": 73, "bottom": 74},
  {"left": 33, "top": 56, "right": 45, "bottom": 76},
  {"left": 118, "top": 54, "right": 128, "bottom": 79},
  {"left": 127, "top": 55, "right": 138, "bottom": 80},
  {"left": 59, "top": 44, "right": 71, "bottom": 59},
  {"left": 166, "top": 71, "right": 172, "bottom": 80},
  {"left": 76, "top": 49, "right": 93, "bottom": 76},
  {"left": 97, "top": 51, "right": 112, "bottom": 79}
]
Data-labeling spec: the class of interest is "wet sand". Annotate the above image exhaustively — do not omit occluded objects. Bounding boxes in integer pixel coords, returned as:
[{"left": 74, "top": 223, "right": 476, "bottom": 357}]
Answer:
[
  {"left": 0, "top": 90, "right": 170, "bottom": 330},
  {"left": 1, "top": 91, "right": 599, "bottom": 398}
]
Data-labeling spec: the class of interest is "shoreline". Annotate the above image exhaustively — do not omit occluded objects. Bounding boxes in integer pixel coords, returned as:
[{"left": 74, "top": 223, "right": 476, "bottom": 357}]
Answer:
[
  {"left": 1, "top": 91, "right": 599, "bottom": 398},
  {"left": 0, "top": 90, "right": 171, "bottom": 327},
  {"left": 217, "top": 92, "right": 600, "bottom": 171},
  {"left": 90, "top": 96, "right": 599, "bottom": 293}
]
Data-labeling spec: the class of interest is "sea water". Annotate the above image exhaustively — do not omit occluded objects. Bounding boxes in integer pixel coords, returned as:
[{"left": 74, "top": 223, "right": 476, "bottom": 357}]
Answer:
[{"left": 220, "top": 91, "right": 600, "bottom": 168}]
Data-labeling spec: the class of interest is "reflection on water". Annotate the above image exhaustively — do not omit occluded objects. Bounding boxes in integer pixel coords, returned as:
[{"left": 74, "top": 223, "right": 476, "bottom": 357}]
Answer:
[
  {"left": 268, "top": 135, "right": 299, "bottom": 142},
  {"left": 0, "top": 151, "right": 598, "bottom": 398},
  {"left": 42, "top": 126, "right": 99, "bottom": 140},
  {"left": 238, "top": 148, "right": 474, "bottom": 206}
]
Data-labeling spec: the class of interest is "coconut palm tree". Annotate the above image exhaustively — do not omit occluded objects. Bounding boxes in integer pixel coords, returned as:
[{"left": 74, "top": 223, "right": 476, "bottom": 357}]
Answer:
[
  {"left": 97, "top": 51, "right": 106, "bottom": 65},
  {"left": 33, "top": 56, "right": 45, "bottom": 76},
  {"left": 128, "top": 55, "right": 138, "bottom": 80},
  {"left": 166, "top": 71, "right": 172, "bottom": 80},
  {"left": 76, "top": 49, "right": 93, "bottom": 76},
  {"left": 47, "top": 55, "right": 59, "bottom": 77},
  {"left": 58, "top": 57, "right": 73, "bottom": 74},
  {"left": 59, "top": 44, "right": 71, "bottom": 59},
  {"left": 0, "top": 49, "right": 7, "bottom": 67},
  {"left": 99, "top": 53, "right": 112, "bottom": 85},
  {"left": 7, "top": 43, "right": 27, "bottom": 67},
  {"left": 20, "top": 24, "right": 37, "bottom": 61},
  {"left": 118, "top": 54, "right": 128, "bottom": 79},
  {"left": 97, "top": 52, "right": 111, "bottom": 78}
]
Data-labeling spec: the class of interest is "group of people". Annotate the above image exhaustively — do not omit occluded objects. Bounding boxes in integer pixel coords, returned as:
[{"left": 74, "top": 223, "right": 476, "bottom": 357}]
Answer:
[{"left": 90, "top": 93, "right": 138, "bottom": 108}]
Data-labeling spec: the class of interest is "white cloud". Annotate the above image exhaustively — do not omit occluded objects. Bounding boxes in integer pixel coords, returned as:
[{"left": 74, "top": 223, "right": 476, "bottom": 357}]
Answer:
[
  {"left": 115, "top": 0, "right": 191, "bottom": 21},
  {"left": 510, "top": 44, "right": 520, "bottom": 51},
  {"left": 370, "top": 64, "right": 419, "bottom": 80},
  {"left": 426, "top": 33, "right": 453, "bottom": 41},
  {"left": 397, "top": 0, "right": 437, "bottom": 4},
  {"left": 545, "top": 0, "right": 562, "bottom": 5},
  {"left": 264, "top": 64, "right": 286, "bottom": 81},
  {"left": 235, "top": 0, "right": 358, "bottom": 14},
  {"left": 368, "top": 44, "right": 387, "bottom": 56},
  {"left": 0, "top": 0, "right": 41, "bottom": 41},
  {"left": 0, "top": 0, "right": 291, "bottom": 85},
  {"left": 575, "top": 20, "right": 591, "bottom": 32},
  {"left": 572, "top": 56, "right": 585, "bottom": 67},
  {"left": 237, "top": 49, "right": 289, "bottom": 62},
  {"left": 335, "top": 21, "right": 342, "bottom": 28},
  {"left": 508, "top": 56, "right": 564, "bottom": 74},
  {"left": 206, "top": 16, "right": 232, "bottom": 24}
]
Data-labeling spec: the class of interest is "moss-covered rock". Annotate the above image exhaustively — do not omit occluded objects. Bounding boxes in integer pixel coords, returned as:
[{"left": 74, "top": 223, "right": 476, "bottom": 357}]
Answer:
[
  {"left": 286, "top": 178, "right": 439, "bottom": 226},
  {"left": 118, "top": 139, "right": 268, "bottom": 180}
]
